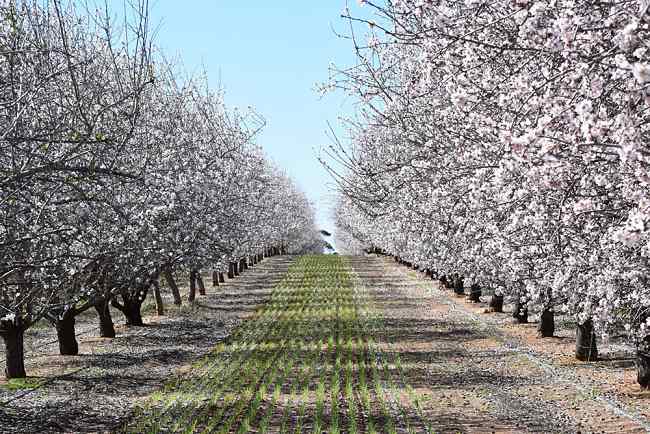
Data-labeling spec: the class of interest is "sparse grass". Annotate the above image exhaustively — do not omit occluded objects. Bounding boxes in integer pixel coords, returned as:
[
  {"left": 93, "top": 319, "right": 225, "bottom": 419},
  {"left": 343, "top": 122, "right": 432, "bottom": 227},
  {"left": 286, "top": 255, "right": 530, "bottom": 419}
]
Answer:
[
  {"left": 123, "top": 255, "right": 433, "bottom": 433},
  {"left": 1, "top": 377, "right": 45, "bottom": 391}
]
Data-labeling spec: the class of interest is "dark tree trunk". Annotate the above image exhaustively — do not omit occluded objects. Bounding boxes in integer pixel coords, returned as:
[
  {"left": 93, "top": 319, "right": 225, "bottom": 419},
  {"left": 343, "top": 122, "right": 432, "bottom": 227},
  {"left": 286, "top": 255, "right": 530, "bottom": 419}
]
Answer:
[
  {"left": 468, "top": 284, "right": 481, "bottom": 303},
  {"left": 94, "top": 301, "right": 115, "bottom": 338},
  {"left": 163, "top": 266, "right": 182, "bottom": 306},
  {"left": 488, "top": 294, "right": 504, "bottom": 313},
  {"left": 453, "top": 276, "right": 465, "bottom": 296},
  {"left": 227, "top": 262, "right": 235, "bottom": 279},
  {"left": 219, "top": 272, "right": 225, "bottom": 283},
  {"left": 188, "top": 270, "right": 197, "bottom": 302},
  {"left": 637, "top": 350, "right": 650, "bottom": 389},
  {"left": 241, "top": 258, "right": 248, "bottom": 271},
  {"left": 576, "top": 319, "right": 598, "bottom": 361},
  {"left": 512, "top": 300, "right": 528, "bottom": 323},
  {"left": 538, "top": 308, "right": 555, "bottom": 337},
  {"left": 196, "top": 272, "right": 206, "bottom": 295},
  {"left": 153, "top": 281, "right": 164, "bottom": 315},
  {"left": 233, "top": 261, "right": 240, "bottom": 276},
  {"left": 113, "top": 294, "right": 144, "bottom": 326},
  {"left": 439, "top": 275, "right": 448, "bottom": 289},
  {"left": 55, "top": 311, "right": 78, "bottom": 355},
  {"left": 212, "top": 270, "right": 219, "bottom": 287},
  {"left": 1, "top": 320, "right": 26, "bottom": 379}
]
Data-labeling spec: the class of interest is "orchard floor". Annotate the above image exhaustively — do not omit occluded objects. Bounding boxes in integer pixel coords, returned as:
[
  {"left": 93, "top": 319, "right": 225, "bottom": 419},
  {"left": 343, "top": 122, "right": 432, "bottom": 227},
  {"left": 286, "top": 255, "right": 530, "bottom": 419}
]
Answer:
[
  {"left": 2, "top": 255, "right": 650, "bottom": 433},
  {"left": 0, "top": 256, "right": 294, "bottom": 433}
]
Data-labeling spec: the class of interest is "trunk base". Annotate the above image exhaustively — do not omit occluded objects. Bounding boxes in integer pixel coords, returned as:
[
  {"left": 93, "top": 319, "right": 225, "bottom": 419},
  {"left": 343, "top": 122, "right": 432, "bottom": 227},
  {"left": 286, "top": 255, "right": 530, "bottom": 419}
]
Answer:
[
  {"left": 2, "top": 321, "right": 26, "bottom": 379},
  {"left": 576, "top": 320, "right": 598, "bottom": 361},
  {"left": 56, "top": 314, "right": 79, "bottom": 355},
  {"left": 637, "top": 351, "right": 650, "bottom": 389},
  {"left": 538, "top": 309, "right": 555, "bottom": 338},
  {"left": 95, "top": 302, "right": 116, "bottom": 338},
  {"left": 488, "top": 295, "right": 503, "bottom": 313}
]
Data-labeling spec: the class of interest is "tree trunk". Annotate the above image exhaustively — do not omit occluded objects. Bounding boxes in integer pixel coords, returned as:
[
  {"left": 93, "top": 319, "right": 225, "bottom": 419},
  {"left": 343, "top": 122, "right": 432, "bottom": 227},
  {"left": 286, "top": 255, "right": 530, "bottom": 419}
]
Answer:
[
  {"left": 196, "top": 272, "right": 206, "bottom": 295},
  {"left": 153, "top": 281, "right": 164, "bottom": 315},
  {"left": 212, "top": 271, "right": 219, "bottom": 287},
  {"left": 113, "top": 295, "right": 144, "bottom": 326},
  {"left": 189, "top": 270, "right": 197, "bottom": 302},
  {"left": 1, "top": 321, "right": 26, "bottom": 379},
  {"left": 219, "top": 272, "right": 225, "bottom": 283},
  {"left": 489, "top": 294, "right": 503, "bottom": 313},
  {"left": 576, "top": 319, "right": 598, "bottom": 361},
  {"left": 538, "top": 308, "right": 554, "bottom": 338},
  {"left": 163, "top": 266, "right": 182, "bottom": 306},
  {"left": 453, "top": 276, "right": 465, "bottom": 296},
  {"left": 512, "top": 300, "right": 528, "bottom": 323},
  {"left": 439, "top": 275, "right": 448, "bottom": 289},
  {"left": 233, "top": 261, "right": 240, "bottom": 276},
  {"left": 468, "top": 284, "right": 481, "bottom": 303},
  {"left": 95, "top": 301, "right": 116, "bottom": 338},
  {"left": 637, "top": 350, "right": 650, "bottom": 389},
  {"left": 55, "top": 311, "right": 79, "bottom": 355}
]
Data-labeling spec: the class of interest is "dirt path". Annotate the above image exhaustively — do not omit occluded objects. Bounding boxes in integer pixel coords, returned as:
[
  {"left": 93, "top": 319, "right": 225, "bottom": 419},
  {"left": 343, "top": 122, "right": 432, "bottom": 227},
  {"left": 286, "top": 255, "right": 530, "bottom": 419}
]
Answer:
[
  {"left": 0, "top": 257, "right": 294, "bottom": 434},
  {"left": 353, "top": 255, "right": 650, "bottom": 433},
  {"left": 6, "top": 254, "right": 649, "bottom": 433}
]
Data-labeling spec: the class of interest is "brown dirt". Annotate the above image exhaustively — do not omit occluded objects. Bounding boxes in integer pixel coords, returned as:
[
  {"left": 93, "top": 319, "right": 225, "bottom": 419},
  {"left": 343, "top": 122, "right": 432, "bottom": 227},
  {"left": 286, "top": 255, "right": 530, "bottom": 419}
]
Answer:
[{"left": 357, "top": 255, "right": 649, "bottom": 433}]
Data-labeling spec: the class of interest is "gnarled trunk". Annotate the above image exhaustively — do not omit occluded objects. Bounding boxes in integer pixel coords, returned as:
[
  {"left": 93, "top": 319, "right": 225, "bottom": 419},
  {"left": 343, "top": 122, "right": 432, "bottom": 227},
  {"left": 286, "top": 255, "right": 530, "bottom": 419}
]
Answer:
[
  {"left": 489, "top": 294, "right": 503, "bottom": 313},
  {"left": 576, "top": 319, "right": 598, "bottom": 361},
  {"left": 94, "top": 300, "right": 115, "bottom": 338},
  {"left": 163, "top": 266, "right": 182, "bottom": 306},
  {"left": 468, "top": 284, "right": 481, "bottom": 303},
  {"left": 512, "top": 300, "right": 528, "bottom": 323},
  {"left": 55, "top": 311, "right": 78, "bottom": 355},
  {"left": 1, "top": 319, "right": 26, "bottom": 379},
  {"left": 538, "top": 309, "right": 555, "bottom": 338},
  {"left": 112, "top": 293, "right": 144, "bottom": 326}
]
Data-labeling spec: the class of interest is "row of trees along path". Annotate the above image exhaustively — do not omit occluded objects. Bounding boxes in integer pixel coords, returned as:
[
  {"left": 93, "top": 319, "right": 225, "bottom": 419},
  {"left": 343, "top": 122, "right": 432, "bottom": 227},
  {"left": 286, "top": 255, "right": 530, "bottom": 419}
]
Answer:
[{"left": 0, "top": 0, "right": 323, "bottom": 381}]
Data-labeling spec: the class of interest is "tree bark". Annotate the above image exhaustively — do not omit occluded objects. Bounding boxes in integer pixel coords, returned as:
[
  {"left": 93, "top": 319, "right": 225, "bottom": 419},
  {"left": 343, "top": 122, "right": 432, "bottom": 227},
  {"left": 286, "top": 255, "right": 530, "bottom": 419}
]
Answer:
[
  {"left": 512, "top": 300, "right": 528, "bottom": 323},
  {"left": 1, "top": 320, "right": 26, "bottom": 379},
  {"left": 468, "top": 283, "right": 481, "bottom": 303},
  {"left": 188, "top": 270, "right": 197, "bottom": 302},
  {"left": 55, "top": 311, "right": 79, "bottom": 355},
  {"left": 233, "top": 261, "right": 240, "bottom": 276},
  {"left": 576, "top": 319, "right": 598, "bottom": 361},
  {"left": 637, "top": 350, "right": 650, "bottom": 389},
  {"left": 219, "top": 272, "right": 225, "bottom": 283},
  {"left": 212, "top": 270, "right": 219, "bottom": 287},
  {"left": 112, "top": 294, "right": 144, "bottom": 326},
  {"left": 163, "top": 266, "right": 182, "bottom": 306},
  {"left": 538, "top": 308, "right": 555, "bottom": 337},
  {"left": 94, "top": 301, "right": 115, "bottom": 338},
  {"left": 453, "top": 276, "right": 465, "bottom": 296},
  {"left": 196, "top": 271, "right": 206, "bottom": 295},
  {"left": 489, "top": 294, "right": 504, "bottom": 313},
  {"left": 153, "top": 281, "right": 164, "bottom": 315}
]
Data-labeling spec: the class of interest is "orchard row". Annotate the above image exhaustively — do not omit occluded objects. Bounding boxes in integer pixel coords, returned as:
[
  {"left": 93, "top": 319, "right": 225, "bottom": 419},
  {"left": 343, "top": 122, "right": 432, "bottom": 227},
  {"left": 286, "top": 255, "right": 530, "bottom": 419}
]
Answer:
[
  {"left": 0, "top": 1, "right": 321, "bottom": 379},
  {"left": 325, "top": 1, "right": 650, "bottom": 386}
]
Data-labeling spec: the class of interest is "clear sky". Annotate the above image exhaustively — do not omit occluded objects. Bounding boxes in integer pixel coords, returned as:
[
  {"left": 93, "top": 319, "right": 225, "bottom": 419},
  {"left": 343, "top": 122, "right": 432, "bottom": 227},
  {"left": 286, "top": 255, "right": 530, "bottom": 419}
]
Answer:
[{"left": 147, "top": 2, "right": 363, "bottom": 237}]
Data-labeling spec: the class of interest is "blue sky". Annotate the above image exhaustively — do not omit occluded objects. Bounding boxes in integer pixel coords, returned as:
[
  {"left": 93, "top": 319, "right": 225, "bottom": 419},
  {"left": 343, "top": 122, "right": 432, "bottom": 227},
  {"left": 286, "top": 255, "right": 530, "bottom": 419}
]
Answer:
[{"left": 147, "top": 2, "right": 364, "bottom": 236}]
